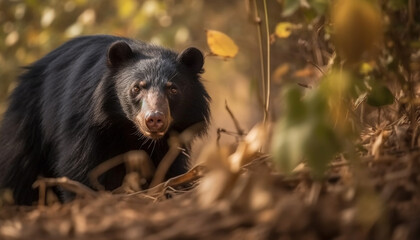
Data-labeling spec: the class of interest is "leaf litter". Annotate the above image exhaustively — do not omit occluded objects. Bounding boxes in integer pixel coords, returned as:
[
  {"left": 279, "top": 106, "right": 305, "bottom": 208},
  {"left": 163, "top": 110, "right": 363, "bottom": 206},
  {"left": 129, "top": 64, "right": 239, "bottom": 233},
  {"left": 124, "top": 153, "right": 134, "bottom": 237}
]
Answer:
[{"left": 1, "top": 114, "right": 420, "bottom": 240}]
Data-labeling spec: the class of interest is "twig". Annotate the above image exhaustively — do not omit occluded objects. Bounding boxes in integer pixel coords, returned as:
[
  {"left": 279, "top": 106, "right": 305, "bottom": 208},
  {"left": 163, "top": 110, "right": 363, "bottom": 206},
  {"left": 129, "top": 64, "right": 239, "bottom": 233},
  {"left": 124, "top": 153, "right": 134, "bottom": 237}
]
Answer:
[
  {"left": 33, "top": 177, "right": 98, "bottom": 199},
  {"left": 131, "top": 164, "right": 207, "bottom": 198},
  {"left": 217, "top": 128, "right": 245, "bottom": 146},
  {"left": 149, "top": 141, "right": 181, "bottom": 188},
  {"left": 250, "top": 0, "right": 266, "bottom": 119},
  {"left": 305, "top": 182, "right": 322, "bottom": 206},
  {"left": 263, "top": 0, "right": 271, "bottom": 124},
  {"left": 149, "top": 122, "right": 206, "bottom": 188},
  {"left": 307, "top": 60, "right": 325, "bottom": 75},
  {"left": 89, "top": 150, "right": 152, "bottom": 191},
  {"left": 297, "top": 82, "right": 312, "bottom": 89},
  {"left": 37, "top": 181, "right": 46, "bottom": 206},
  {"left": 312, "top": 19, "right": 324, "bottom": 67},
  {"left": 225, "top": 100, "right": 245, "bottom": 136},
  {"left": 89, "top": 155, "right": 125, "bottom": 190}
]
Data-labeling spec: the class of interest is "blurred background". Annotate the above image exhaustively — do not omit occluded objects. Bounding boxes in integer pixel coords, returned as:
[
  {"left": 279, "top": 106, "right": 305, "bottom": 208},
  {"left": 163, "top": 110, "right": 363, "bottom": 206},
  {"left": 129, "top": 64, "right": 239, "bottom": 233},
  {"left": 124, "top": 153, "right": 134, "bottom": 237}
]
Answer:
[{"left": 0, "top": 0, "right": 314, "bottom": 159}]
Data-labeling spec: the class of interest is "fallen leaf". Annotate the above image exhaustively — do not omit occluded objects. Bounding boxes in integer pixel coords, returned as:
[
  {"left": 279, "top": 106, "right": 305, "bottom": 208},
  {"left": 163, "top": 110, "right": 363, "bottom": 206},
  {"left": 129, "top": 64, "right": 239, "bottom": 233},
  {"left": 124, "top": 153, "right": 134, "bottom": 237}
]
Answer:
[{"left": 372, "top": 131, "right": 383, "bottom": 159}]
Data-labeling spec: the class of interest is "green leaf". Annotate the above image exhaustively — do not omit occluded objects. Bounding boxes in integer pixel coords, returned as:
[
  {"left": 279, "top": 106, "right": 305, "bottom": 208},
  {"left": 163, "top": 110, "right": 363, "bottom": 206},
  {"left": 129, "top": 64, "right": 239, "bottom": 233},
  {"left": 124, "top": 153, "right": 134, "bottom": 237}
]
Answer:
[
  {"left": 283, "top": 86, "right": 306, "bottom": 125},
  {"left": 305, "top": 122, "right": 340, "bottom": 177},
  {"left": 282, "top": 0, "right": 300, "bottom": 17},
  {"left": 271, "top": 123, "right": 310, "bottom": 173},
  {"left": 367, "top": 85, "right": 394, "bottom": 107},
  {"left": 271, "top": 87, "right": 341, "bottom": 177}
]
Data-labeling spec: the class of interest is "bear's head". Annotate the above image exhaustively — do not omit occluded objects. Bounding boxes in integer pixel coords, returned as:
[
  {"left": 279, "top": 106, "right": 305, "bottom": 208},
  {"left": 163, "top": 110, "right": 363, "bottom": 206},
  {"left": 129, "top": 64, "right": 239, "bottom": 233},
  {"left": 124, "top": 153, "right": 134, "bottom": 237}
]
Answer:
[{"left": 106, "top": 40, "right": 210, "bottom": 140}]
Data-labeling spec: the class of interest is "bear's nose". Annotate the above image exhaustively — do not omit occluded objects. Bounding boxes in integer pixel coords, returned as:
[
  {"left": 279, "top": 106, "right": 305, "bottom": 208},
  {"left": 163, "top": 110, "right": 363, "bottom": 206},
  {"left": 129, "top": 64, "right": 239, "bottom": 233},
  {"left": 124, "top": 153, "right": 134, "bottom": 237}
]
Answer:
[{"left": 145, "top": 111, "right": 165, "bottom": 132}]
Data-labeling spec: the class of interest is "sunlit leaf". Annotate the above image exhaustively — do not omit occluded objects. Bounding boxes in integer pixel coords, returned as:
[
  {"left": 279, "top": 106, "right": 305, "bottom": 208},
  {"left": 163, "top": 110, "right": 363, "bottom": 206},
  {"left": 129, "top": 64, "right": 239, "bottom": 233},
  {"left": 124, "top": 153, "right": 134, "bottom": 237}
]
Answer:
[
  {"left": 367, "top": 85, "right": 394, "bottom": 107},
  {"left": 142, "top": 0, "right": 164, "bottom": 17},
  {"left": 5, "top": 31, "right": 19, "bottom": 46},
  {"left": 175, "top": 27, "right": 190, "bottom": 45},
  {"left": 41, "top": 8, "right": 55, "bottom": 28},
  {"left": 14, "top": 4, "right": 26, "bottom": 20},
  {"left": 275, "top": 22, "right": 293, "bottom": 38},
  {"left": 65, "top": 23, "right": 83, "bottom": 38},
  {"left": 206, "top": 30, "right": 238, "bottom": 58},
  {"left": 229, "top": 124, "right": 266, "bottom": 172},
  {"left": 78, "top": 9, "right": 96, "bottom": 25}
]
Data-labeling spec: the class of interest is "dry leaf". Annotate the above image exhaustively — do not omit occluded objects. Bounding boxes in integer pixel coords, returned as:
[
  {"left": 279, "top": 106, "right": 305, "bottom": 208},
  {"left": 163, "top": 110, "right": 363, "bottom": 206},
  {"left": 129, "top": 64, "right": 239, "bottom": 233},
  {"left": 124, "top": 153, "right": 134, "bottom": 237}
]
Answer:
[
  {"left": 273, "top": 63, "right": 290, "bottom": 83},
  {"left": 206, "top": 29, "right": 238, "bottom": 58},
  {"left": 293, "top": 65, "right": 317, "bottom": 78},
  {"left": 371, "top": 131, "right": 383, "bottom": 160},
  {"left": 229, "top": 123, "right": 266, "bottom": 172}
]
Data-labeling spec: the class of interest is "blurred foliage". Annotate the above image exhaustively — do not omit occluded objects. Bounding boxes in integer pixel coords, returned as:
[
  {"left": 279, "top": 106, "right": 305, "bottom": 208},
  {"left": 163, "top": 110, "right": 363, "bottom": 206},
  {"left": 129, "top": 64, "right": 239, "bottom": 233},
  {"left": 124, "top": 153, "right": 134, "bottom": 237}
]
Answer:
[
  {"left": 271, "top": 86, "right": 341, "bottom": 177},
  {"left": 269, "top": 0, "right": 420, "bottom": 176},
  {"left": 0, "top": 0, "right": 205, "bottom": 102}
]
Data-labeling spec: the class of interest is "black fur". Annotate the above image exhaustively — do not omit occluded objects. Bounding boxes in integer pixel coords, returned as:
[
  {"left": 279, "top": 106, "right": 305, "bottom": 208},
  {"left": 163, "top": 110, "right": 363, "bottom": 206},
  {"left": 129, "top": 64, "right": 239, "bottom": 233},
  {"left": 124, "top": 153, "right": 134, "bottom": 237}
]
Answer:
[{"left": 0, "top": 35, "right": 210, "bottom": 205}]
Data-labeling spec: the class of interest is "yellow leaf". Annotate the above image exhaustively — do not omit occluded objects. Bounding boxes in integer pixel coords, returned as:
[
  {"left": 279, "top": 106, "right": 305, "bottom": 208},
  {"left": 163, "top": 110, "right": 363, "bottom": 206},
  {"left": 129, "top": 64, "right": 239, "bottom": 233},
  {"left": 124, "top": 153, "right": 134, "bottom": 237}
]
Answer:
[
  {"left": 331, "top": 0, "right": 383, "bottom": 61},
  {"left": 206, "top": 30, "right": 238, "bottom": 58},
  {"left": 275, "top": 22, "right": 293, "bottom": 38}
]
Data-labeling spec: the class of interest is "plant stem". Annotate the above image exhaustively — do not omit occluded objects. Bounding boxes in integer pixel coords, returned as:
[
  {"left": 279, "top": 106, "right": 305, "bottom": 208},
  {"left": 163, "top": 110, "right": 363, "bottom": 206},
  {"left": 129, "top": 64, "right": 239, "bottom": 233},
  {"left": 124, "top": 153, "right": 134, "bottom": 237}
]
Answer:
[
  {"left": 262, "top": 0, "right": 271, "bottom": 124},
  {"left": 252, "top": 0, "right": 266, "bottom": 121}
]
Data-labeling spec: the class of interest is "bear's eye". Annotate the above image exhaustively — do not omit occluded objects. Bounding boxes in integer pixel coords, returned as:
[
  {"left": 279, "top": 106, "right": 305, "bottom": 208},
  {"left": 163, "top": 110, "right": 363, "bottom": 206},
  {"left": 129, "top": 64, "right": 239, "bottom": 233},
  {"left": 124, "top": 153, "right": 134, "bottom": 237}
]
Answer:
[
  {"left": 169, "top": 86, "right": 178, "bottom": 95},
  {"left": 131, "top": 86, "right": 141, "bottom": 94}
]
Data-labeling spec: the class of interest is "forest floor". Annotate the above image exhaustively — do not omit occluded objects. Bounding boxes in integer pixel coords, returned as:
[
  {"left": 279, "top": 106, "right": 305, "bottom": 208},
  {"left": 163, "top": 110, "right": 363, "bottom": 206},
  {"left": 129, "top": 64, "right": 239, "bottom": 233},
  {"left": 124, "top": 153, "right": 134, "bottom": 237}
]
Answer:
[{"left": 1, "top": 122, "right": 420, "bottom": 240}]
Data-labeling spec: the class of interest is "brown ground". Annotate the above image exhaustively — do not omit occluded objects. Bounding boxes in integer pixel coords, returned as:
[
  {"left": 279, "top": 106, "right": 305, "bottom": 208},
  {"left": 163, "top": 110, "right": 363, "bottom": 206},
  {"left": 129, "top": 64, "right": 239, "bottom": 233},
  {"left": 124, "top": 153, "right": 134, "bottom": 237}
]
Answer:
[{"left": 1, "top": 124, "right": 420, "bottom": 240}]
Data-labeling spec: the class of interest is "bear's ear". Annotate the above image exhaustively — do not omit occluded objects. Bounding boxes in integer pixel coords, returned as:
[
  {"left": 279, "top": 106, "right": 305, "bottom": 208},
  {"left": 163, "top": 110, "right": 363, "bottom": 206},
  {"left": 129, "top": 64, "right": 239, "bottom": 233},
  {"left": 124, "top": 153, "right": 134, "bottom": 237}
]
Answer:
[
  {"left": 107, "top": 41, "right": 134, "bottom": 68},
  {"left": 177, "top": 47, "right": 204, "bottom": 73}
]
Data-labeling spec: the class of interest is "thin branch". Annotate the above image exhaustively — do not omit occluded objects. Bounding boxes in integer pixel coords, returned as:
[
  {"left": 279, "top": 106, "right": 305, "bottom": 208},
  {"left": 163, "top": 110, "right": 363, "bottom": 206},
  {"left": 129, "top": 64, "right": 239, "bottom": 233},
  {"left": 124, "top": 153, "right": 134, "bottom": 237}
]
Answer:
[
  {"left": 225, "top": 100, "right": 245, "bottom": 136},
  {"left": 251, "top": 0, "right": 267, "bottom": 122},
  {"left": 33, "top": 177, "right": 98, "bottom": 199},
  {"left": 263, "top": 0, "right": 271, "bottom": 124},
  {"left": 149, "top": 122, "right": 206, "bottom": 188},
  {"left": 89, "top": 151, "right": 153, "bottom": 191},
  {"left": 307, "top": 60, "right": 325, "bottom": 75}
]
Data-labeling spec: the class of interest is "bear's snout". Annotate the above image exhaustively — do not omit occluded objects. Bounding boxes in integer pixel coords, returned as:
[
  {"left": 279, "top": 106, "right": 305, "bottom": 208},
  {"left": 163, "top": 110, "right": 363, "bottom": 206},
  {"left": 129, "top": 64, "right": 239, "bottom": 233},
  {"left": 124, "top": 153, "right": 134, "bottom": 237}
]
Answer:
[
  {"left": 145, "top": 111, "right": 166, "bottom": 132},
  {"left": 135, "top": 90, "right": 171, "bottom": 139}
]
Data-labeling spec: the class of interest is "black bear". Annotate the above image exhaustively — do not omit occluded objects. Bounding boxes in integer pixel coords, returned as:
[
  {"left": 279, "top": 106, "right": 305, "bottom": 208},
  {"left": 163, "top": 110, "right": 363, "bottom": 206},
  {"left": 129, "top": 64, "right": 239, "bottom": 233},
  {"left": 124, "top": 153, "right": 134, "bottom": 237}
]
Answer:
[{"left": 0, "top": 35, "right": 210, "bottom": 205}]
